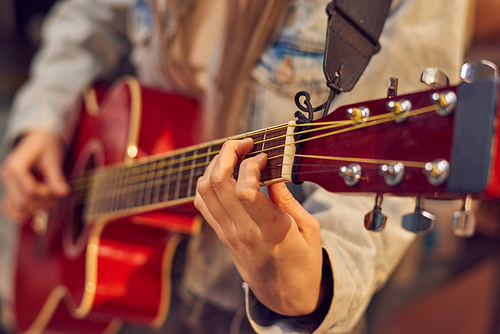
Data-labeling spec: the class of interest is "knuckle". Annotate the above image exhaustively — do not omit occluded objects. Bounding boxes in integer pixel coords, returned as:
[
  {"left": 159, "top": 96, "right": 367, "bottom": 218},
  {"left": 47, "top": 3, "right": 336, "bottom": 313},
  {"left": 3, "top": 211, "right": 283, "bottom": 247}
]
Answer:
[
  {"left": 193, "top": 194, "right": 203, "bottom": 210},
  {"left": 273, "top": 191, "right": 296, "bottom": 208},
  {"left": 0, "top": 162, "right": 14, "bottom": 180},
  {"left": 23, "top": 186, "right": 37, "bottom": 198},
  {"left": 209, "top": 169, "right": 225, "bottom": 190},
  {"left": 234, "top": 184, "right": 256, "bottom": 204},
  {"left": 223, "top": 232, "right": 239, "bottom": 248},
  {"left": 237, "top": 230, "right": 257, "bottom": 250},
  {"left": 221, "top": 140, "right": 237, "bottom": 152},
  {"left": 239, "top": 158, "right": 254, "bottom": 172},
  {"left": 196, "top": 177, "right": 210, "bottom": 197}
]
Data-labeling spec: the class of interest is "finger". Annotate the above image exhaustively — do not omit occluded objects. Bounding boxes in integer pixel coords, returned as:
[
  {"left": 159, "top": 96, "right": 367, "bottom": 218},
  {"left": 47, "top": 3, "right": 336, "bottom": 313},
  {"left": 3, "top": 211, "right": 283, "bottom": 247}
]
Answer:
[
  {"left": 235, "top": 154, "right": 293, "bottom": 237},
  {"left": 268, "top": 182, "right": 320, "bottom": 238},
  {"left": 1, "top": 197, "right": 30, "bottom": 224},
  {"left": 39, "top": 152, "right": 70, "bottom": 197},
  {"left": 1, "top": 165, "right": 39, "bottom": 212},
  {"left": 195, "top": 154, "right": 235, "bottom": 236},
  {"left": 268, "top": 183, "right": 317, "bottom": 225},
  {"left": 1, "top": 150, "right": 43, "bottom": 198},
  {"left": 210, "top": 140, "right": 256, "bottom": 228},
  {"left": 1, "top": 156, "right": 59, "bottom": 218},
  {"left": 194, "top": 177, "right": 227, "bottom": 243},
  {"left": 1, "top": 177, "right": 57, "bottom": 218},
  {"left": 2, "top": 158, "right": 57, "bottom": 210}
]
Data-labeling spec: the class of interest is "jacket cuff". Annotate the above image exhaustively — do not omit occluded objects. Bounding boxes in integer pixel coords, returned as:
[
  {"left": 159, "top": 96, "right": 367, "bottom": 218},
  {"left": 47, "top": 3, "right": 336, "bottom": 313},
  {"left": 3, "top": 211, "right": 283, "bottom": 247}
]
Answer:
[{"left": 4, "top": 101, "right": 79, "bottom": 149}]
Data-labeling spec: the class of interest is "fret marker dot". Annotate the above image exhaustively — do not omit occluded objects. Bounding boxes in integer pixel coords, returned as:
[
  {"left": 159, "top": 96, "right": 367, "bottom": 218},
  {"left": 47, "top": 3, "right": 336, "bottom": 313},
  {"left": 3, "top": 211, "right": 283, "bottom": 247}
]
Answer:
[
  {"left": 86, "top": 282, "right": 96, "bottom": 293},
  {"left": 87, "top": 244, "right": 98, "bottom": 255},
  {"left": 127, "top": 146, "right": 138, "bottom": 158}
]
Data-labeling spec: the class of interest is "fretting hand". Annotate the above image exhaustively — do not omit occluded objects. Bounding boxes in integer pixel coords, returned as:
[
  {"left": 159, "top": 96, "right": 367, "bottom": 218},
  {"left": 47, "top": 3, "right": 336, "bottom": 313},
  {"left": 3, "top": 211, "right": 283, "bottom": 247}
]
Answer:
[{"left": 194, "top": 138, "right": 327, "bottom": 316}]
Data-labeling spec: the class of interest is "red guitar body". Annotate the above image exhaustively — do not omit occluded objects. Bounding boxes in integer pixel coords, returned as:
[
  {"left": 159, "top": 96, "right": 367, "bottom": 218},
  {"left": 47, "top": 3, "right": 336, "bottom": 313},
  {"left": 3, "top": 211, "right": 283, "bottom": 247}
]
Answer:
[{"left": 15, "top": 79, "right": 202, "bottom": 333}]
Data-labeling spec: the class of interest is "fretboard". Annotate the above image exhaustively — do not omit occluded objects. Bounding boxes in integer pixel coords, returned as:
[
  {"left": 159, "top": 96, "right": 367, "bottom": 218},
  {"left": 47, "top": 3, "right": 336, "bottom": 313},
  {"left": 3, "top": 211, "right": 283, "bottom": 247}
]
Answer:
[{"left": 83, "top": 123, "right": 296, "bottom": 222}]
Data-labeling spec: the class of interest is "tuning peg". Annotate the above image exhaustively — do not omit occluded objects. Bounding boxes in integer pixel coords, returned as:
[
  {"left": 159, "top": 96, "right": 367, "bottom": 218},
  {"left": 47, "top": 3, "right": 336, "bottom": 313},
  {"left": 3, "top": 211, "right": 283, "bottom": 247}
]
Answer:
[
  {"left": 402, "top": 198, "right": 435, "bottom": 234},
  {"left": 339, "top": 163, "right": 362, "bottom": 186},
  {"left": 430, "top": 91, "right": 456, "bottom": 116},
  {"left": 386, "top": 99, "right": 411, "bottom": 122},
  {"left": 379, "top": 162, "right": 405, "bottom": 186},
  {"left": 364, "top": 194, "right": 387, "bottom": 231},
  {"left": 452, "top": 195, "right": 476, "bottom": 237},
  {"left": 420, "top": 68, "right": 450, "bottom": 89},
  {"left": 424, "top": 159, "right": 450, "bottom": 186},
  {"left": 460, "top": 60, "right": 499, "bottom": 83},
  {"left": 346, "top": 107, "right": 370, "bottom": 124},
  {"left": 387, "top": 77, "right": 398, "bottom": 98}
]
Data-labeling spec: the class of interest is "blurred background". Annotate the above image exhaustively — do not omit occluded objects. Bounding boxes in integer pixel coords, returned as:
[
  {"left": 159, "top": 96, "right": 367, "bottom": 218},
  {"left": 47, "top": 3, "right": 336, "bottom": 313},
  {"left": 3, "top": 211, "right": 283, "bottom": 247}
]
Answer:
[
  {"left": 0, "top": 0, "right": 56, "bottom": 332},
  {"left": 0, "top": 0, "right": 499, "bottom": 333}
]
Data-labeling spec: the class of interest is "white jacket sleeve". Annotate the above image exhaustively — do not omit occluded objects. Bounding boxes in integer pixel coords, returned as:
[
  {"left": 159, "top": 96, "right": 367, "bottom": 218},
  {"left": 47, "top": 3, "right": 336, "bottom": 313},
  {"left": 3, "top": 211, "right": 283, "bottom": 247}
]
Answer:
[
  {"left": 244, "top": 0, "right": 471, "bottom": 330},
  {"left": 5, "top": 0, "right": 133, "bottom": 146}
]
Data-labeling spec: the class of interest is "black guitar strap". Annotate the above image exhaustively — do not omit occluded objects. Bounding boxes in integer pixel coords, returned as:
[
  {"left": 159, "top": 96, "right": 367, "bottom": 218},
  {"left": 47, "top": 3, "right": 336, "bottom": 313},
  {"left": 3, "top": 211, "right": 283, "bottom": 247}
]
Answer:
[
  {"left": 292, "top": 0, "right": 392, "bottom": 184},
  {"left": 323, "top": 0, "right": 393, "bottom": 93}
]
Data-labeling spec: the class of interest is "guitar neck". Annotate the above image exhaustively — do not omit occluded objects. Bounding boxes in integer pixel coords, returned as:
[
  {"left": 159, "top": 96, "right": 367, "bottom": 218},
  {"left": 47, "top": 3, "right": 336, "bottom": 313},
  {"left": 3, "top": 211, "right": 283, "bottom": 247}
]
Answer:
[
  {"left": 81, "top": 77, "right": 500, "bottom": 222},
  {"left": 83, "top": 123, "right": 296, "bottom": 222}
]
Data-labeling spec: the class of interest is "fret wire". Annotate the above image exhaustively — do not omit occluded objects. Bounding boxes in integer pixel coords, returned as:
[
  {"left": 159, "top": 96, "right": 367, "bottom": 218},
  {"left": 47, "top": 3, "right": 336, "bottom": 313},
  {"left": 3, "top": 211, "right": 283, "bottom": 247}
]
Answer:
[
  {"left": 100, "top": 126, "right": 289, "bottom": 187},
  {"left": 162, "top": 156, "right": 173, "bottom": 202},
  {"left": 110, "top": 154, "right": 285, "bottom": 201},
  {"left": 109, "top": 167, "right": 121, "bottom": 213},
  {"left": 143, "top": 160, "right": 156, "bottom": 207},
  {"left": 93, "top": 170, "right": 104, "bottom": 217},
  {"left": 182, "top": 151, "right": 194, "bottom": 199},
  {"left": 135, "top": 162, "right": 151, "bottom": 208},
  {"left": 96, "top": 171, "right": 106, "bottom": 216},
  {"left": 125, "top": 165, "right": 136, "bottom": 210},
  {"left": 121, "top": 166, "right": 131, "bottom": 211},
  {"left": 187, "top": 148, "right": 197, "bottom": 198},
  {"left": 262, "top": 129, "right": 267, "bottom": 153},
  {"left": 75, "top": 106, "right": 435, "bottom": 195},
  {"left": 125, "top": 165, "right": 138, "bottom": 211},
  {"left": 91, "top": 142, "right": 288, "bottom": 210},
  {"left": 152, "top": 157, "right": 166, "bottom": 205},
  {"left": 101, "top": 170, "right": 111, "bottom": 215},
  {"left": 83, "top": 105, "right": 438, "bottom": 216},
  {"left": 128, "top": 163, "right": 150, "bottom": 210},
  {"left": 135, "top": 163, "right": 146, "bottom": 208},
  {"left": 117, "top": 166, "right": 127, "bottom": 211},
  {"left": 174, "top": 152, "right": 186, "bottom": 200},
  {"left": 147, "top": 160, "right": 158, "bottom": 206}
]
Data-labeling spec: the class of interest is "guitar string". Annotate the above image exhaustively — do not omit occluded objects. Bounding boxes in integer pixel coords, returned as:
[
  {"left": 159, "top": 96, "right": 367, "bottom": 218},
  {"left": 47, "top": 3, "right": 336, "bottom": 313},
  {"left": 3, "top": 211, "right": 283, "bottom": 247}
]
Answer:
[
  {"left": 75, "top": 103, "right": 438, "bottom": 209},
  {"left": 69, "top": 114, "right": 380, "bottom": 192},
  {"left": 71, "top": 103, "right": 436, "bottom": 192},
  {"left": 71, "top": 104, "right": 424, "bottom": 193},
  {"left": 72, "top": 103, "right": 436, "bottom": 202},
  {"left": 77, "top": 104, "right": 440, "bottom": 216}
]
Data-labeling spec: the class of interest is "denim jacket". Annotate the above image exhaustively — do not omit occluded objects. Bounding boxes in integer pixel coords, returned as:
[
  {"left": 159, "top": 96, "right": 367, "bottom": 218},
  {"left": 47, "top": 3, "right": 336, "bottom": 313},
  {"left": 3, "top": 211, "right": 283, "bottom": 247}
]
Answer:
[{"left": 5, "top": 0, "right": 471, "bottom": 333}]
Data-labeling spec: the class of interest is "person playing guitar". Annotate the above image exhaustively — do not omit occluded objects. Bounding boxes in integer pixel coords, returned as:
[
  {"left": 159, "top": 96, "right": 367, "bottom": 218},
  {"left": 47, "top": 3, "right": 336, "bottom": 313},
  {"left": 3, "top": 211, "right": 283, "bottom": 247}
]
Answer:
[{"left": 0, "top": 0, "right": 485, "bottom": 333}]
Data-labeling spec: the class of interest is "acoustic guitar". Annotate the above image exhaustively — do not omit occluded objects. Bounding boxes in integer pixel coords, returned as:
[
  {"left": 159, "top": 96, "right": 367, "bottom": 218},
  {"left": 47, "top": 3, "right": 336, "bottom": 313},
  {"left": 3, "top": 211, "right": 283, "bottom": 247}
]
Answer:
[{"left": 14, "top": 75, "right": 500, "bottom": 333}]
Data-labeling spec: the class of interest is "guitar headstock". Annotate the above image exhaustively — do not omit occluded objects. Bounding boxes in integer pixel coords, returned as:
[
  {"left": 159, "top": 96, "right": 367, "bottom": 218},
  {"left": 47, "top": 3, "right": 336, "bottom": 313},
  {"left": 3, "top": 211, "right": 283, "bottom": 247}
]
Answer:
[{"left": 293, "top": 64, "right": 500, "bottom": 234}]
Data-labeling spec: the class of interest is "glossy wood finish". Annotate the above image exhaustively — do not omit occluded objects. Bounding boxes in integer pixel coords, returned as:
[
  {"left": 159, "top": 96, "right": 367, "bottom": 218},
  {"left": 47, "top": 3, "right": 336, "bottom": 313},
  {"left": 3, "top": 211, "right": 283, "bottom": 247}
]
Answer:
[{"left": 296, "top": 84, "right": 499, "bottom": 199}]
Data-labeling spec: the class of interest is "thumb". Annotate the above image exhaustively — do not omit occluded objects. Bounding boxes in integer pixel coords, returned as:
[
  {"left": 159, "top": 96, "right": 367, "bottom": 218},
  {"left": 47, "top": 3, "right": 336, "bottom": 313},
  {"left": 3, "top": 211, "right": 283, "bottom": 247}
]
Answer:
[
  {"left": 268, "top": 183, "right": 316, "bottom": 227},
  {"left": 44, "top": 165, "right": 70, "bottom": 196},
  {"left": 39, "top": 147, "right": 70, "bottom": 197}
]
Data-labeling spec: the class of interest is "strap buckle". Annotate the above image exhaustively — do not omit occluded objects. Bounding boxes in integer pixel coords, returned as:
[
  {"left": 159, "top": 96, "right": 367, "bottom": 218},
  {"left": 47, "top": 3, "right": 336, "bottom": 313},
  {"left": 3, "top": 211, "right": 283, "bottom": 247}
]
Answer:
[{"left": 323, "top": 2, "right": 382, "bottom": 92}]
